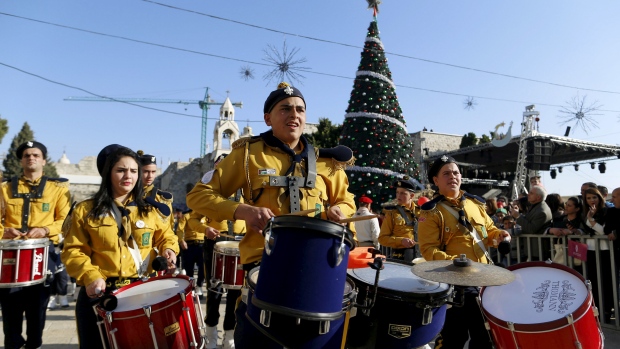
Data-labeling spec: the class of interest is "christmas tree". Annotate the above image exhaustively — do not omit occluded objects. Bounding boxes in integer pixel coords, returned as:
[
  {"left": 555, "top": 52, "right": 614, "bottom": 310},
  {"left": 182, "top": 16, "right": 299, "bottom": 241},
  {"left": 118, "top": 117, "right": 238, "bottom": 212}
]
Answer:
[{"left": 339, "top": 12, "right": 419, "bottom": 211}]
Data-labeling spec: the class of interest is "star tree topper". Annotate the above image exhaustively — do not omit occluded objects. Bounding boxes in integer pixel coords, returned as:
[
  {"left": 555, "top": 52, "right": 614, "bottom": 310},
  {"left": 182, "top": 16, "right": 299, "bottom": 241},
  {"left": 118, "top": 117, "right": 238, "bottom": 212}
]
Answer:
[{"left": 366, "top": 0, "right": 381, "bottom": 17}]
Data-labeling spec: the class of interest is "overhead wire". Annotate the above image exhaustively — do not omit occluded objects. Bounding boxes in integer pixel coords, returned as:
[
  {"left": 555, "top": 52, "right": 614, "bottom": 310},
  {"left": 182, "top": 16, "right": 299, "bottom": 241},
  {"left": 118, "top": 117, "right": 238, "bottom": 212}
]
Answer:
[
  {"left": 0, "top": 61, "right": 265, "bottom": 122},
  {"left": 2, "top": 11, "right": 620, "bottom": 113},
  {"left": 143, "top": 0, "right": 620, "bottom": 96}
]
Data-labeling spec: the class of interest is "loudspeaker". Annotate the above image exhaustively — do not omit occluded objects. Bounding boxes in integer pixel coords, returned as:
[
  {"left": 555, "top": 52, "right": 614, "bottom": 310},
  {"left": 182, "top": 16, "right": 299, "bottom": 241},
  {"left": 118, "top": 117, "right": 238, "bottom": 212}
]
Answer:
[{"left": 526, "top": 139, "right": 552, "bottom": 171}]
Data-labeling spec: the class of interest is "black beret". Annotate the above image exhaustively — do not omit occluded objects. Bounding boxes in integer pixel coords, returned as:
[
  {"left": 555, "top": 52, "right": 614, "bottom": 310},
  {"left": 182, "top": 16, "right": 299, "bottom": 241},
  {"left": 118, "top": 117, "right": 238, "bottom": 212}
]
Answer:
[
  {"left": 137, "top": 150, "right": 157, "bottom": 166},
  {"left": 16, "top": 141, "right": 47, "bottom": 159},
  {"left": 263, "top": 82, "right": 306, "bottom": 114},
  {"left": 394, "top": 176, "right": 416, "bottom": 192},
  {"left": 96, "top": 144, "right": 125, "bottom": 176},
  {"left": 427, "top": 155, "right": 458, "bottom": 183}
]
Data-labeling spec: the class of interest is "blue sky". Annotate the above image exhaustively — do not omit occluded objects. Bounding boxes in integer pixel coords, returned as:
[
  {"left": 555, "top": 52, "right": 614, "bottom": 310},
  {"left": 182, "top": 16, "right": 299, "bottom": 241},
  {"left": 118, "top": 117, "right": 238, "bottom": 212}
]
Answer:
[{"left": 1, "top": 1, "right": 619, "bottom": 197}]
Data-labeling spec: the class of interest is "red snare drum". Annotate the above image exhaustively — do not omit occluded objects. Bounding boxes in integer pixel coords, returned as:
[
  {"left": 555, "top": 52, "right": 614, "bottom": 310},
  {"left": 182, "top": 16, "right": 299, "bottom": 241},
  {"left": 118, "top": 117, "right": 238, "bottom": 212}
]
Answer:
[
  {"left": 480, "top": 261, "right": 603, "bottom": 349},
  {"left": 96, "top": 274, "right": 205, "bottom": 349},
  {"left": 212, "top": 241, "right": 243, "bottom": 289},
  {"left": 0, "top": 238, "right": 51, "bottom": 287}
]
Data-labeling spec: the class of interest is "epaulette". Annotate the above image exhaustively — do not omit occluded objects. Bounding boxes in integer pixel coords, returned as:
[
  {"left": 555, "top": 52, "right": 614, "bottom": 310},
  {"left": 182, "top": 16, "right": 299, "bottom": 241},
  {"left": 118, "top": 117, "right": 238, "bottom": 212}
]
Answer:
[
  {"left": 383, "top": 205, "right": 397, "bottom": 211},
  {"left": 145, "top": 197, "right": 171, "bottom": 217},
  {"left": 46, "top": 177, "right": 69, "bottom": 182},
  {"left": 318, "top": 145, "right": 355, "bottom": 170},
  {"left": 464, "top": 192, "right": 486, "bottom": 205},
  {"left": 183, "top": 208, "right": 193, "bottom": 214},
  {"left": 156, "top": 189, "right": 173, "bottom": 200},
  {"left": 47, "top": 177, "right": 70, "bottom": 188},
  {"left": 232, "top": 135, "right": 261, "bottom": 149},
  {"left": 421, "top": 195, "right": 444, "bottom": 211}
]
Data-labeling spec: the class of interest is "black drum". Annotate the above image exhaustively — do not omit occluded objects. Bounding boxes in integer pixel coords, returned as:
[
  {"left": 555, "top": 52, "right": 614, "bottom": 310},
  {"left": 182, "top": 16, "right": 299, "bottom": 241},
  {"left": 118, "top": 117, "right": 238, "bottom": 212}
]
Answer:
[{"left": 347, "top": 260, "right": 452, "bottom": 349}]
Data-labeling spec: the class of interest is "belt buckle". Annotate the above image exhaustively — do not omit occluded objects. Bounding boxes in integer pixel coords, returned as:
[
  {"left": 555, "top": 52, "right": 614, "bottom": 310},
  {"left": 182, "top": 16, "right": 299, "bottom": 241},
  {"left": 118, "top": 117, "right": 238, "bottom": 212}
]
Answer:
[{"left": 115, "top": 278, "right": 131, "bottom": 288}]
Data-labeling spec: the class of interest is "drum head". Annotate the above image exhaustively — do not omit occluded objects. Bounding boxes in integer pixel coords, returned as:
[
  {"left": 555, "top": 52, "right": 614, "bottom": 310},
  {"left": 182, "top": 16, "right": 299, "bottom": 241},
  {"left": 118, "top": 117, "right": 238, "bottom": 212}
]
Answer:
[
  {"left": 214, "top": 241, "right": 240, "bottom": 255},
  {"left": 114, "top": 278, "right": 189, "bottom": 312},
  {"left": 482, "top": 265, "right": 588, "bottom": 324},
  {"left": 348, "top": 260, "right": 450, "bottom": 298}
]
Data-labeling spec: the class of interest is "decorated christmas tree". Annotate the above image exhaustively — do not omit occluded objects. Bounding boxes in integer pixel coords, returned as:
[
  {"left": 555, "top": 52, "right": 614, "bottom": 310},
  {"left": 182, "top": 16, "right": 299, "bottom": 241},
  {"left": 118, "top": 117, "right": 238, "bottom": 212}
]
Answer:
[{"left": 339, "top": 10, "right": 419, "bottom": 210}]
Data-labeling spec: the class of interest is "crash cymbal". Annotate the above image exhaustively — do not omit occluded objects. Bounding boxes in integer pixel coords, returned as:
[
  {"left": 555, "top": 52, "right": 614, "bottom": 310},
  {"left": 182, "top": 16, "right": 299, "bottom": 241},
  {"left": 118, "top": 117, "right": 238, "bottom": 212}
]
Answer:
[{"left": 410, "top": 254, "right": 515, "bottom": 287}]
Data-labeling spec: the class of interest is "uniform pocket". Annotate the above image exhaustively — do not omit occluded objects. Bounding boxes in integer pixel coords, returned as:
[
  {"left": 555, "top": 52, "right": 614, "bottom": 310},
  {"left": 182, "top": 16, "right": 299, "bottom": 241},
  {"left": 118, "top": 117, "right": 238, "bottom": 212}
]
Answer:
[{"left": 87, "top": 219, "right": 117, "bottom": 250}]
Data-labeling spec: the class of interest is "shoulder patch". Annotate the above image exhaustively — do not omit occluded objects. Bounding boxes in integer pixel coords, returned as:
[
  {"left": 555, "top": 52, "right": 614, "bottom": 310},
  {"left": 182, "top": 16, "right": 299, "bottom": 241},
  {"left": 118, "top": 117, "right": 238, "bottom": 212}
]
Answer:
[
  {"left": 232, "top": 135, "right": 261, "bottom": 149},
  {"left": 156, "top": 189, "right": 173, "bottom": 200},
  {"left": 421, "top": 195, "right": 444, "bottom": 211},
  {"left": 464, "top": 192, "right": 486, "bottom": 205},
  {"left": 201, "top": 170, "right": 215, "bottom": 184}
]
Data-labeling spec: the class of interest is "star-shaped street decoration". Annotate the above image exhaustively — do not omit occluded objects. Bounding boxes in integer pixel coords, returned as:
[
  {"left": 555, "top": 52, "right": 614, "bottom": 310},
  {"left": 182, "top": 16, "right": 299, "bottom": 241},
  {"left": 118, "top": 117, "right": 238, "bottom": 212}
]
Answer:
[{"left": 366, "top": 0, "right": 381, "bottom": 16}]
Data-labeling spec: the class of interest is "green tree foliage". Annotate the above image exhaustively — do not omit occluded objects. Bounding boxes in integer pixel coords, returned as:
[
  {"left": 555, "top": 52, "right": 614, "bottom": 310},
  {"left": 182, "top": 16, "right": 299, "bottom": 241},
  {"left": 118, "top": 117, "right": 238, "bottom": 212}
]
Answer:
[
  {"left": 306, "top": 118, "right": 343, "bottom": 148},
  {"left": 480, "top": 134, "right": 492, "bottom": 144},
  {"left": 460, "top": 132, "right": 478, "bottom": 148},
  {"left": 2, "top": 122, "right": 58, "bottom": 178},
  {"left": 0, "top": 115, "right": 8, "bottom": 145},
  {"left": 338, "top": 20, "right": 418, "bottom": 208}
]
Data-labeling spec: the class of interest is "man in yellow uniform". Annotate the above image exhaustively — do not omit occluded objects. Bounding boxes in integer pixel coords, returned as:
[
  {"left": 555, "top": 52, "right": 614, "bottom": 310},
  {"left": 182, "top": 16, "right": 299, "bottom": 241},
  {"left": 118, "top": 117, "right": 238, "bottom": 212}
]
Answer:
[
  {"left": 178, "top": 209, "right": 207, "bottom": 296},
  {"left": 379, "top": 177, "right": 419, "bottom": 263},
  {"left": 138, "top": 151, "right": 174, "bottom": 227},
  {"left": 0, "top": 141, "right": 71, "bottom": 349},
  {"left": 418, "top": 155, "right": 510, "bottom": 349},
  {"left": 187, "top": 82, "right": 356, "bottom": 348}
]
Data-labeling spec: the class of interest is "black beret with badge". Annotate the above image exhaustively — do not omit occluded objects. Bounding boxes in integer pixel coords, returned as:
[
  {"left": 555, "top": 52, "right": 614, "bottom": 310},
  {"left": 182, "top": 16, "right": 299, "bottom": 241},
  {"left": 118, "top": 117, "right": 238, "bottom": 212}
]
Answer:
[
  {"left": 96, "top": 144, "right": 127, "bottom": 176},
  {"left": 16, "top": 141, "right": 47, "bottom": 159},
  {"left": 427, "top": 155, "right": 458, "bottom": 183},
  {"left": 394, "top": 175, "right": 417, "bottom": 192},
  {"left": 137, "top": 150, "right": 157, "bottom": 166},
  {"left": 263, "top": 82, "right": 306, "bottom": 114}
]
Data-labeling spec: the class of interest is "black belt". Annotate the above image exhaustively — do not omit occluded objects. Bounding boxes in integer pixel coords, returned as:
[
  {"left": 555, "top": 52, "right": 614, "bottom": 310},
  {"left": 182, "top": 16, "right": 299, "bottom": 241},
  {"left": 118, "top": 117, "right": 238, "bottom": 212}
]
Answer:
[{"left": 186, "top": 240, "right": 204, "bottom": 245}]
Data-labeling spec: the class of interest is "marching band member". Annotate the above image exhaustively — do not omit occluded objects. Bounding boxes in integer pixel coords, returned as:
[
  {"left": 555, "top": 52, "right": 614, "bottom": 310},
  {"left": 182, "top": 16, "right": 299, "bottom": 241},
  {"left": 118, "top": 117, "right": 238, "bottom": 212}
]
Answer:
[
  {"left": 187, "top": 82, "right": 356, "bottom": 348},
  {"left": 0, "top": 141, "right": 71, "bottom": 349},
  {"left": 138, "top": 150, "right": 174, "bottom": 227},
  {"left": 379, "top": 177, "right": 419, "bottom": 262},
  {"left": 418, "top": 155, "right": 510, "bottom": 349},
  {"left": 179, "top": 208, "right": 207, "bottom": 296},
  {"left": 61, "top": 144, "right": 178, "bottom": 349}
]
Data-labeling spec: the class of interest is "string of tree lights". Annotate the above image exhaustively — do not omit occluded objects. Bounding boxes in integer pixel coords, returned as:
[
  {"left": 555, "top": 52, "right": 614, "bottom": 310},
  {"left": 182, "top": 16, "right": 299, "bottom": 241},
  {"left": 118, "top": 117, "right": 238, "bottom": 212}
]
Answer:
[
  {"left": 339, "top": 18, "right": 419, "bottom": 210},
  {"left": 3, "top": 11, "right": 620, "bottom": 115}
]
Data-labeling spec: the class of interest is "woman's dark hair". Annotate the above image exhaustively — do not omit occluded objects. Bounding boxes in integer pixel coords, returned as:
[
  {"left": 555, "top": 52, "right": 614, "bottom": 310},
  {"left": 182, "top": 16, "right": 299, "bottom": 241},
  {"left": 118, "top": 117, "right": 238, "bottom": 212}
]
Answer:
[
  {"left": 582, "top": 187, "right": 606, "bottom": 223},
  {"left": 566, "top": 196, "right": 582, "bottom": 213},
  {"left": 90, "top": 147, "right": 148, "bottom": 218},
  {"left": 545, "top": 193, "right": 564, "bottom": 214}
]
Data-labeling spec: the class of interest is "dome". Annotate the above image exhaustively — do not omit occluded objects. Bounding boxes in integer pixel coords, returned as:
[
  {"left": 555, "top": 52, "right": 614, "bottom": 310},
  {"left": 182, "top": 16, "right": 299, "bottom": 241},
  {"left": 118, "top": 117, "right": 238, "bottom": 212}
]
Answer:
[{"left": 58, "top": 152, "right": 70, "bottom": 164}]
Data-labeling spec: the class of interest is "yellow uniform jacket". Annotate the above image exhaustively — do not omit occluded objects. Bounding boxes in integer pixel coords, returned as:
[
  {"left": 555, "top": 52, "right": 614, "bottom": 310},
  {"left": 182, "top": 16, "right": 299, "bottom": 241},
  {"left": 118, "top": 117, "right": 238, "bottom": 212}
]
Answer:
[
  {"left": 418, "top": 191, "right": 503, "bottom": 263},
  {"left": 187, "top": 135, "right": 356, "bottom": 264},
  {"left": 1, "top": 175, "right": 71, "bottom": 244},
  {"left": 184, "top": 211, "right": 206, "bottom": 241},
  {"left": 61, "top": 198, "right": 179, "bottom": 287},
  {"left": 378, "top": 202, "right": 417, "bottom": 248}
]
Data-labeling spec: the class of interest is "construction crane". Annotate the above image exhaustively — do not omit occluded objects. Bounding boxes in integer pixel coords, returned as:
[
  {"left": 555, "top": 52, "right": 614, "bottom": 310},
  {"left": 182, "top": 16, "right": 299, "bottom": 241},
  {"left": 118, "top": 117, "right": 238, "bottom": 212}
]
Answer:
[{"left": 65, "top": 87, "right": 243, "bottom": 157}]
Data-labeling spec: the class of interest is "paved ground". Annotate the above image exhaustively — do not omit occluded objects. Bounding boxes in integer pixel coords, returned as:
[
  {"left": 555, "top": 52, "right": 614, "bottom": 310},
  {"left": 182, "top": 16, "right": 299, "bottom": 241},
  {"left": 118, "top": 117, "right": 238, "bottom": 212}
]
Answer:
[{"left": 1, "top": 287, "right": 619, "bottom": 348}]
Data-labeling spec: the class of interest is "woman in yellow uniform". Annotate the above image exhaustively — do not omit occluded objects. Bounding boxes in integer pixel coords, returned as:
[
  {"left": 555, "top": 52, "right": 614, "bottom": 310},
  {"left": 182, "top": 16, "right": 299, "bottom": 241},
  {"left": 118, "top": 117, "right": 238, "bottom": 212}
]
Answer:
[{"left": 61, "top": 144, "right": 179, "bottom": 349}]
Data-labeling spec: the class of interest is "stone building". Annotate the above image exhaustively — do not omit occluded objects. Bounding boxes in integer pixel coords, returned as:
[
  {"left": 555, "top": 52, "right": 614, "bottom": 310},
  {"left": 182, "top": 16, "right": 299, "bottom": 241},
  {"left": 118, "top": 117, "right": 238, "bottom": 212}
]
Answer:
[
  {"left": 53, "top": 152, "right": 101, "bottom": 203},
  {"left": 409, "top": 130, "right": 462, "bottom": 185}
]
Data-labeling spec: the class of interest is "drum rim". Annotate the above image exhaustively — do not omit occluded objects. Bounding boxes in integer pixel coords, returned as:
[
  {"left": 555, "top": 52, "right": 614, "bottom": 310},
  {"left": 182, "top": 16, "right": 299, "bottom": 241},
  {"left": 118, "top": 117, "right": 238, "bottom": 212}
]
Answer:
[
  {"left": 100, "top": 274, "right": 194, "bottom": 315},
  {"left": 348, "top": 260, "right": 452, "bottom": 301},
  {"left": 270, "top": 216, "right": 355, "bottom": 249},
  {"left": 479, "top": 261, "right": 593, "bottom": 332},
  {"left": 0, "top": 238, "right": 52, "bottom": 248},
  {"left": 213, "top": 241, "right": 241, "bottom": 255}
]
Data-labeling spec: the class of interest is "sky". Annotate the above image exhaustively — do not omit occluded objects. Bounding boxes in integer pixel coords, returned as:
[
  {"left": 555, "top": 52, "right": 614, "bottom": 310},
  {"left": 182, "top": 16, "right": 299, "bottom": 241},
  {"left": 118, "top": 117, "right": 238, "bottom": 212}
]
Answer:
[{"left": 1, "top": 1, "right": 619, "bottom": 197}]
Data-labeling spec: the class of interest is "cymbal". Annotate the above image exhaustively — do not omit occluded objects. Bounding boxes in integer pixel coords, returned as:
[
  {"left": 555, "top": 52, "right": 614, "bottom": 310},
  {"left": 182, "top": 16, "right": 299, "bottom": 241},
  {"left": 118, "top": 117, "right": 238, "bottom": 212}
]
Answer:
[{"left": 410, "top": 254, "right": 515, "bottom": 287}]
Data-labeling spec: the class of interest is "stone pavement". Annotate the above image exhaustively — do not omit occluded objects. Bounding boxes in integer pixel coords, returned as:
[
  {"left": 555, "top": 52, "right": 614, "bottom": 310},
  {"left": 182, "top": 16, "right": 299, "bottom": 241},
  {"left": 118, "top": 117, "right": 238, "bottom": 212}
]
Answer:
[{"left": 1, "top": 287, "right": 620, "bottom": 348}]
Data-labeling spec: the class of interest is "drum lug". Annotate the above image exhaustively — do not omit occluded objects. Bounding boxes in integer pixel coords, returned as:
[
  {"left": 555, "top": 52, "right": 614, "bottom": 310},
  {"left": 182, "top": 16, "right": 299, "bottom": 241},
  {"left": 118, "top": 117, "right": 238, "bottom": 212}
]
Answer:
[
  {"left": 180, "top": 291, "right": 187, "bottom": 302},
  {"left": 143, "top": 305, "right": 152, "bottom": 319},
  {"left": 319, "top": 320, "right": 330, "bottom": 335},
  {"left": 334, "top": 226, "right": 346, "bottom": 267},
  {"left": 422, "top": 306, "right": 433, "bottom": 326},
  {"left": 263, "top": 218, "right": 274, "bottom": 256},
  {"left": 260, "top": 309, "right": 272, "bottom": 327},
  {"left": 296, "top": 317, "right": 301, "bottom": 325},
  {"left": 106, "top": 311, "right": 114, "bottom": 324}
]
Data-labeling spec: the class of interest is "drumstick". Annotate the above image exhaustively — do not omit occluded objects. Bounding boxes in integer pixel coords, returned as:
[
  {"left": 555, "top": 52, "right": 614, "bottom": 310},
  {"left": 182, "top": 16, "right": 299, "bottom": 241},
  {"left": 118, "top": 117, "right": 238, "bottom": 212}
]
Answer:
[
  {"left": 283, "top": 209, "right": 318, "bottom": 216},
  {"left": 218, "top": 233, "right": 237, "bottom": 239},
  {"left": 338, "top": 214, "right": 379, "bottom": 224}
]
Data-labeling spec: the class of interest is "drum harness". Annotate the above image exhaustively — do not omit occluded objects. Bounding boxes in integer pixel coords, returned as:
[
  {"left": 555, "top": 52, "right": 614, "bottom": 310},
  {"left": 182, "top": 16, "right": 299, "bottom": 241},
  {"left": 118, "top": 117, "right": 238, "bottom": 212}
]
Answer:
[{"left": 11, "top": 176, "right": 48, "bottom": 233}]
